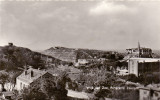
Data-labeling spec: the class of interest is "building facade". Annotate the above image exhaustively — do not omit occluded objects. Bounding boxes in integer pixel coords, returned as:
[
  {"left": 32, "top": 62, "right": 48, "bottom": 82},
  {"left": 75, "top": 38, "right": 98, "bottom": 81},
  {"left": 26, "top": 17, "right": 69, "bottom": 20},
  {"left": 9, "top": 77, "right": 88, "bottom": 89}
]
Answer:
[
  {"left": 139, "top": 87, "right": 160, "bottom": 100},
  {"left": 16, "top": 67, "right": 52, "bottom": 90},
  {"left": 128, "top": 58, "right": 160, "bottom": 76},
  {"left": 126, "top": 42, "right": 152, "bottom": 58}
]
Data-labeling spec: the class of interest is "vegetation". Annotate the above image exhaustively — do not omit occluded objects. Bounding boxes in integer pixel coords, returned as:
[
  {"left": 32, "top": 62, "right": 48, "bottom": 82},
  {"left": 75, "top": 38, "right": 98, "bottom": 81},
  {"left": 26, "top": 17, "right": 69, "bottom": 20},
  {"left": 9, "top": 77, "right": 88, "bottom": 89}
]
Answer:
[
  {"left": 20, "top": 72, "right": 70, "bottom": 100},
  {"left": 0, "top": 71, "right": 9, "bottom": 91},
  {"left": 111, "top": 89, "right": 139, "bottom": 100},
  {"left": 0, "top": 70, "right": 21, "bottom": 91},
  {"left": 0, "top": 44, "right": 69, "bottom": 71},
  {"left": 121, "top": 73, "right": 160, "bottom": 86}
]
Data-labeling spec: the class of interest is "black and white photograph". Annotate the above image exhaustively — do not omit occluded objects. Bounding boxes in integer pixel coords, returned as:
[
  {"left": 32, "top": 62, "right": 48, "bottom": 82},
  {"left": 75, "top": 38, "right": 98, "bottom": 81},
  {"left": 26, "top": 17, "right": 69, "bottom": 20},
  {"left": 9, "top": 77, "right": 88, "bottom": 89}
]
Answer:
[{"left": 0, "top": 0, "right": 160, "bottom": 100}]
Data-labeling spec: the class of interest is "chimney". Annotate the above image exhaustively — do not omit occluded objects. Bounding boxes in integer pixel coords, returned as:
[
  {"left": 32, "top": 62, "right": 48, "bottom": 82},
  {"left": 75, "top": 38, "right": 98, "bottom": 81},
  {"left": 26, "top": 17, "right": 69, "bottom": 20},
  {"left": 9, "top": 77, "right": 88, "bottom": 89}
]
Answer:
[
  {"left": 31, "top": 70, "right": 34, "bottom": 77},
  {"left": 25, "top": 70, "right": 27, "bottom": 75},
  {"left": 24, "top": 65, "right": 27, "bottom": 75}
]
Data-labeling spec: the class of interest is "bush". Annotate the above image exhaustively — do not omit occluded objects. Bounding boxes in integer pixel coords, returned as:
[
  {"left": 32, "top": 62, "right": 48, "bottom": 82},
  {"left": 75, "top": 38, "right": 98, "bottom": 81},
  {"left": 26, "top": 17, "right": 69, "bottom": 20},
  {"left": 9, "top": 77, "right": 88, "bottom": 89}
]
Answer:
[
  {"left": 94, "top": 89, "right": 111, "bottom": 98},
  {"left": 84, "top": 88, "right": 94, "bottom": 93}
]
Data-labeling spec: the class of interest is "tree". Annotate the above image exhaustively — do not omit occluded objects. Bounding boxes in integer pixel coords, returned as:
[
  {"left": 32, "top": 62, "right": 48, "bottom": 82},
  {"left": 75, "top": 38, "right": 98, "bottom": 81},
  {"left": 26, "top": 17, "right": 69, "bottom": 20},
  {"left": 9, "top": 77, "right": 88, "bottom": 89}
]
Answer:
[
  {"left": 95, "top": 73, "right": 116, "bottom": 90},
  {"left": 0, "top": 61, "right": 5, "bottom": 70},
  {"left": 8, "top": 71, "right": 21, "bottom": 90},
  {"left": 20, "top": 72, "right": 69, "bottom": 100},
  {"left": 124, "top": 74, "right": 139, "bottom": 83},
  {"left": 111, "top": 89, "right": 139, "bottom": 100},
  {"left": 31, "top": 54, "right": 45, "bottom": 69},
  {"left": 2, "top": 45, "right": 15, "bottom": 62},
  {"left": 21, "top": 87, "right": 47, "bottom": 100},
  {"left": 0, "top": 72, "right": 9, "bottom": 91},
  {"left": 94, "top": 89, "right": 111, "bottom": 99}
]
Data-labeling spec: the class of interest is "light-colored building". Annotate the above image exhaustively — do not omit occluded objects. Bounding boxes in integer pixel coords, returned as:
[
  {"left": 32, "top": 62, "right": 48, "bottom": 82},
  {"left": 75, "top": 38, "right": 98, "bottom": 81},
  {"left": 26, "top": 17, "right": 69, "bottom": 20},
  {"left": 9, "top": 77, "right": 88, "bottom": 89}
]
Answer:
[
  {"left": 128, "top": 58, "right": 160, "bottom": 76},
  {"left": 16, "top": 67, "right": 49, "bottom": 90},
  {"left": 77, "top": 59, "right": 89, "bottom": 65},
  {"left": 126, "top": 42, "right": 152, "bottom": 58},
  {"left": 139, "top": 86, "right": 160, "bottom": 100},
  {"left": 117, "top": 68, "right": 129, "bottom": 76},
  {"left": 75, "top": 59, "right": 89, "bottom": 66}
]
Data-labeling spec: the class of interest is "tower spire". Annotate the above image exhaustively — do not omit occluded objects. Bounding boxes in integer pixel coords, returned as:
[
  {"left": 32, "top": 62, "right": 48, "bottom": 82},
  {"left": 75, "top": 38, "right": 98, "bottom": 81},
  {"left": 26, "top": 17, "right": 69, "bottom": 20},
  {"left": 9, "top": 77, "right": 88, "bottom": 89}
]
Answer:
[
  {"left": 138, "top": 41, "right": 140, "bottom": 48},
  {"left": 138, "top": 41, "right": 141, "bottom": 57}
]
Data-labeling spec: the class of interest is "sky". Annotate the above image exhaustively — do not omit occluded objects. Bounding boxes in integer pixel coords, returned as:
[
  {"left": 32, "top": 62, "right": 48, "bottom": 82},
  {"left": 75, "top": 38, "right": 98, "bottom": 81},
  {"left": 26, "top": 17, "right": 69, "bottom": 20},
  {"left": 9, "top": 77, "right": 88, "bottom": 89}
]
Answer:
[{"left": 0, "top": 0, "right": 160, "bottom": 51}]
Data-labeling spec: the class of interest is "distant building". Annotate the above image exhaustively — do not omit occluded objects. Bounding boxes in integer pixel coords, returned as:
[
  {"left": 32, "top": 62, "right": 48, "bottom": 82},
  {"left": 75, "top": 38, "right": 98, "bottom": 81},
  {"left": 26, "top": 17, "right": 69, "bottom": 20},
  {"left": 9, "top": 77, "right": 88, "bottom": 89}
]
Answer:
[
  {"left": 16, "top": 67, "right": 54, "bottom": 91},
  {"left": 126, "top": 42, "right": 152, "bottom": 58},
  {"left": 41, "top": 55, "right": 53, "bottom": 64},
  {"left": 128, "top": 58, "right": 160, "bottom": 76},
  {"left": 76, "top": 59, "right": 89, "bottom": 66},
  {"left": 117, "top": 68, "right": 129, "bottom": 76},
  {"left": 2, "top": 91, "right": 14, "bottom": 100},
  {"left": 139, "top": 86, "right": 160, "bottom": 100},
  {"left": 75, "top": 58, "right": 105, "bottom": 66},
  {"left": 98, "top": 58, "right": 106, "bottom": 61}
]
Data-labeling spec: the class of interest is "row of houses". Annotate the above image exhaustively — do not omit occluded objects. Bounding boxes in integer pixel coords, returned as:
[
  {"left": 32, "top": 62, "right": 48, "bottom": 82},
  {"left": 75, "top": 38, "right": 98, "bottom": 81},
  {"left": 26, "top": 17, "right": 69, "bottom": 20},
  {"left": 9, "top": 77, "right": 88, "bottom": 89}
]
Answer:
[{"left": 75, "top": 58, "right": 107, "bottom": 67}]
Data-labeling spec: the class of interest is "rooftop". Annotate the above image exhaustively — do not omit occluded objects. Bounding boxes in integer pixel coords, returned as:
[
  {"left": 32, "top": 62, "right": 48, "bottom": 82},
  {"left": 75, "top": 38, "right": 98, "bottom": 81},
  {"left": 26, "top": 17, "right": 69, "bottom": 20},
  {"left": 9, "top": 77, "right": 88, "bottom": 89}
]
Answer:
[
  {"left": 126, "top": 47, "right": 151, "bottom": 50},
  {"left": 129, "top": 58, "right": 160, "bottom": 63},
  {"left": 17, "top": 67, "right": 47, "bottom": 84}
]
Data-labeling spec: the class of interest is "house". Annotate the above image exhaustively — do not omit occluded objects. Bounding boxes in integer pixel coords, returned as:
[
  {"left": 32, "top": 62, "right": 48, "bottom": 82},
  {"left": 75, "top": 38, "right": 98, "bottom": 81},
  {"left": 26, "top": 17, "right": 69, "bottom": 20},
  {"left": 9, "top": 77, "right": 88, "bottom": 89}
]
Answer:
[
  {"left": 98, "top": 58, "right": 107, "bottom": 61},
  {"left": 128, "top": 58, "right": 160, "bottom": 76},
  {"left": 2, "top": 91, "right": 14, "bottom": 100},
  {"left": 117, "top": 68, "right": 129, "bottom": 76},
  {"left": 139, "top": 86, "right": 160, "bottom": 100},
  {"left": 78, "top": 59, "right": 89, "bottom": 64},
  {"left": 41, "top": 55, "right": 53, "bottom": 64},
  {"left": 115, "top": 66, "right": 128, "bottom": 76},
  {"left": 16, "top": 67, "right": 54, "bottom": 91},
  {"left": 75, "top": 59, "right": 89, "bottom": 66}
]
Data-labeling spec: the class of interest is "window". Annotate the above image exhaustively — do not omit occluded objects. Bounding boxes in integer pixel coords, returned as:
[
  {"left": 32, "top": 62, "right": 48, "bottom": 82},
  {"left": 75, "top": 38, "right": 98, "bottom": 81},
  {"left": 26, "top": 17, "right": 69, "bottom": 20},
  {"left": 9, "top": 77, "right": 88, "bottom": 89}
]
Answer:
[
  {"left": 144, "top": 91, "right": 147, "bottom": 94},
  {"left": 20, "top": 82, "right": 22, "bottom": 89},
  {"left": 154, "top": 92, "right": 158, "bottom": 97}
]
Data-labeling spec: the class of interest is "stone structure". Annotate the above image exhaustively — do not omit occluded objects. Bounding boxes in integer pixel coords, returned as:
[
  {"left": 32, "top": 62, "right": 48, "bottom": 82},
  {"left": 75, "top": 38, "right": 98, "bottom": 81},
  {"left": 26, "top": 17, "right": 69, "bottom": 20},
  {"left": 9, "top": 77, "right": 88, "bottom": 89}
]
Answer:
[{"left": 126, "top": 42, "right": 152, "bottom": 58}]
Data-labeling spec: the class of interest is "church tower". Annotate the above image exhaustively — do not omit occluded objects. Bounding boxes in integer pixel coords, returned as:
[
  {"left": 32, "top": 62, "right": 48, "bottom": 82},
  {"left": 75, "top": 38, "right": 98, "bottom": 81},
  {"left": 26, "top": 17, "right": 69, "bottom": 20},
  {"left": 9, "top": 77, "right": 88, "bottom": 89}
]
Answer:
[{"left": 138, "top": 42, "right": 141, "bottom": 57}]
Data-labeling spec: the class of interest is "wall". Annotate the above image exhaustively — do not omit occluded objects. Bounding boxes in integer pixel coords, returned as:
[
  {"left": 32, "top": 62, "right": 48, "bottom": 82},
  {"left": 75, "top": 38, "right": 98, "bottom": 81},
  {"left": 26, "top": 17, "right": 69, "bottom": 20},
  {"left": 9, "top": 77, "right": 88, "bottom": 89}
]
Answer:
[
  {"left": 139, "top": 89, "right": 160, "bottom": 100},
  {"left": 128, "top": 60, "right": 138, "bottom": 76},
  {"left": 16, "top": 78, "right": 29, "bottom": 91},
  {"left": 139, "top": 89, "right": 150, "bottom": 100}
]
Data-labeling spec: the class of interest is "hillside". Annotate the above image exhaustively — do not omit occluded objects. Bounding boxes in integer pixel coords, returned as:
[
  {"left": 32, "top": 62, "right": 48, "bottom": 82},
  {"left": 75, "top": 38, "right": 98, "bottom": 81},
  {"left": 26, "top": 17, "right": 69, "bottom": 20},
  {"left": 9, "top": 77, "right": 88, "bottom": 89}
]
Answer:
[
  {"left": 0, "top": 44, "right": 66, "bottom": 71},
  {"left": 42, "top": 47, "right": 77, "bottom": 63},
  {"left": 42, "top": 47, "right": 124, "bottom": 63}
]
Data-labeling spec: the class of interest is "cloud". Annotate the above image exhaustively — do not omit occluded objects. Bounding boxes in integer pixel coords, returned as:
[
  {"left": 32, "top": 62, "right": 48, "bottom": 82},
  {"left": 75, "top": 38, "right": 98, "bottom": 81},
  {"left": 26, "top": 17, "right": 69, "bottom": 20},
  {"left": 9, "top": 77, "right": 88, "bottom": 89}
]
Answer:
[
  {"left": 89, "top": 1, "right": 133, "bottom": 15},
  {"left": 1, "top": 1, "right": 160, "bottom": 50},
  {"left": 39, "top": 7, "right": 79, "bottom": 22}
]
